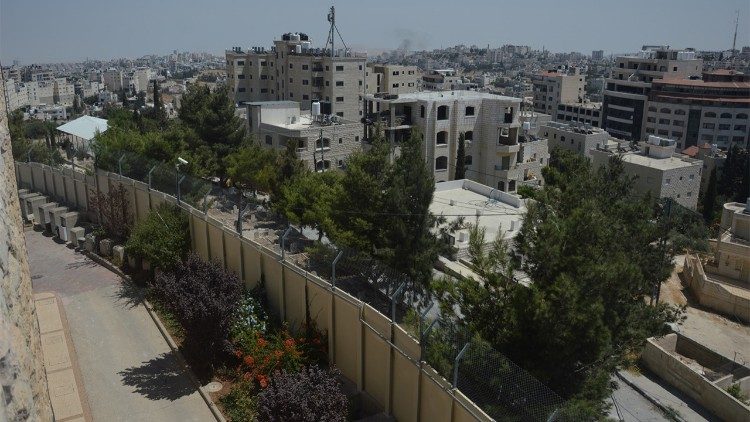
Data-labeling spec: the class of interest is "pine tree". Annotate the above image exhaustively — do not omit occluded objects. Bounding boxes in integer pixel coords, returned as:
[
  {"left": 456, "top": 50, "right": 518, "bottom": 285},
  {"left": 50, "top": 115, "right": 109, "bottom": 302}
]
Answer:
[
  {"left": 455, "top": 132, "right": 466, "bottom": 180},
  {"left": 702, "top": 167, "right": 718, "bottom": 223}
]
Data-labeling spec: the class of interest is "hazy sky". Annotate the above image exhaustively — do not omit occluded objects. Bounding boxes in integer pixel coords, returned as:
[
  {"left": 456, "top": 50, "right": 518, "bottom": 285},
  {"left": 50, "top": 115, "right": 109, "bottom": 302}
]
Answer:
[{"left": 2, "top": 0, "right": 749, "bottom": 64}]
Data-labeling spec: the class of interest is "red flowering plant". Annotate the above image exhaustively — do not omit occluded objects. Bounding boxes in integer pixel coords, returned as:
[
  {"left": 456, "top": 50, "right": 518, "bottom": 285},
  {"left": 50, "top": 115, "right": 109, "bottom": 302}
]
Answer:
[{"left": 233, "top": 322, "right": 328, "bottom": 389}]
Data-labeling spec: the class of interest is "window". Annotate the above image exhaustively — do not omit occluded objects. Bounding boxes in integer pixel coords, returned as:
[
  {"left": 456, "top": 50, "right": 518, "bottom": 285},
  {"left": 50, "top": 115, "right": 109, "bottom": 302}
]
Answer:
[
  {"left": 261, "top": 74, "right": 268, "bottom": 80},
  {"left": 238, "top": 74, "right": 245, "bottom": 79},
  {"left": 302, "top": 79, "right": 309, "bottom": 85},
  {"left": 437, "top": 105, "right": 449, "bottom": 120},
  {"left": 561, "top": 136, "right": 566, "bottom": 143},
  {"left": 657, "top": 129, "right": 668, "bottom": 136},
  {"left": 671, "top": 131, "right": 683, "bottom": 138},
  {"left": 733, "top": 136, "right": 745, "bottom": 143},
  {"left": 717, "top": 135, "right": 729, "bottom": 143},
  {"left": 465, "top": 106, "right": 475, "bottom": 116},
  {"left": 464, "top": 131, "right": 473, "bottom": 141},
  {"left": 659, "top": 108, "right": 671, "bottom": 114},
  {"left": 436, "top": 131, "right": 448, "bottom": 145},
  {"left": 303, "top": 94, "right": 309, "bottom": 100},
  {"left": 720, "top": 113, "right": 732, "bottom": 119},
  {"left": 674, "top": 109, "right": 686, "bottom": 115},
  {"left": 704, "top": 111, "right": 716, "bottom": 118},
  {"left": 737, "top": 113, "right": 748, "bottom": 119},
  {"left": 315, "top": 160, "right": 331, "bottom": 171},
  {"left": 316, "top": 138, "right": 331, "bottom": 149},
  {"left": 335, "top": 96, "right": 344, "bottom": 102},
  {"left": 336, "top": 112, "right": 343, "bottom": 117},
  {"left": 648, "top": 106, "right": 657, "bottom": 112},
  {"left": 302, "top": 64, "right": 309, "bottom": 70},
  {"left": 265, "top": 135, "right": 273, "bottom": 145},
  {"left": 465, "top": 155, "right": 473, "bottom": 166},
  {"left": 238, "top": 87, "right": 246, "bottom": 92},
  {"left": 672, "top": 120, "right": 684, "bottom": 126},
  {"left": 338, "top": 138, "right": 342, "bottom": 144},
  {"left": 701, "top": 134, "right": 713, "bottom": 141},
  {"left": 665, "top": 178, "right": 671, "bottom": 185},
  {"left": 658, "top": 118, "right": 670, "bottom": 125},
  {"left": 336, "top": 81, "right": 344, "bottom": 86},
  {"left": 237, "top": 60, "right": 244, "bottom": 66},
  {"left": 647, "top": 117, "right": 656, "bottom": 123},
  {"left": 702, "top": 123, "right": 715, "bottom": 129},
  {"left": 325, "top": 81, "right": 330, "bottom": 86},
  {"left": 420, "top": 105, "right": 425, "bottom": 118},
  {"left": 335, "top": 65, "right": 344, "bottom": 71},
  {"left": 719, "top": 124, "right": 731, "bottom": 130},
  {"left": 289, "top": 78, "right": 293, "bottom": 83},
  {"left": 260, "top": 88, "right": 268, "bottom": 93},
  {"left": 435, "top": 156, "right": 448, "bottom": 170},
  {"left": 734, "top": 125, "right": 746, "bottom": 131}
]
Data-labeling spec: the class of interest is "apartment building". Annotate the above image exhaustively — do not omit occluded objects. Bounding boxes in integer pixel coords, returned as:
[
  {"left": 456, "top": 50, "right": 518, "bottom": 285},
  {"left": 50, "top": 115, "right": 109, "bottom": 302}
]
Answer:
[
  {"left": 591, "top": 135, "right": 702, "bottom": 209},
  {"left": 421, "top": 69, "right": 462, "bottom": 91},
  {"left": 555, "top": 102, "right": 602, "bottom": 127},
  {"left": 366, "top": 64, "right": 420, "bottom": 95},
  {"left": 53, "top": 78, "right": 75, "bottom": 106},
  {"left": 4, "top": 79, "right": 29, "bottom": 111},
  {"left": 4, "top": 77, "right": 75, "bottom": 109},
  {"left": 645, "top": 70, "right": 749, "bottom": 150},
  {"left": 25, "top": 81, "right": 55, "bottom": 106},
  {"left": 246, "top": 101, "right": 363, "bottom": 170},
  {"left": 602, "top": 46, "right": 702, "bottom": 142},
  {"left": 531, "top": 69, "right": 585, "bottom": 115},
  {"left": 226, "top": 32, "right": 366, "bottom": 121},
  {"left": 681, "top": 143, "right": 726, "bottom": 192},
  {"left": 364, "top": 91, "right": 548, "bottom": 192},
  {"left": 592, "top": 50, "right": 605, "bottom": 60},
  {"left": 103, "top": 69, "right": 124, "bottom": 92},
  {"left": 541, "top": 121, "right": 613, "bottom": 158}
]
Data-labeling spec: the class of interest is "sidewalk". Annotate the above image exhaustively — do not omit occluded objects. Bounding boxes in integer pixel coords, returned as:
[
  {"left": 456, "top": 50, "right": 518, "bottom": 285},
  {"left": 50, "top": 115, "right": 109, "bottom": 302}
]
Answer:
[{"left": 35, "top": 292, "right": 90, "bottom": 422}]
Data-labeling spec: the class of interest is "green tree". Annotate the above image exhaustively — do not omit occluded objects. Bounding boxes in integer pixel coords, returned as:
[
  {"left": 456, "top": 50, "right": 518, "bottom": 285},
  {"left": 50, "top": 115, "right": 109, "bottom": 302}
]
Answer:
[
  {"left": 719, "top": 146, "right": 749, "bottom": 203},
  {"left": 152, "top": 80, "right": 166, "bottom": 124},
  {"left": 434, "top": 149, "right": 688, "bottom": 415},
  {"left": 125, "top": 204, "right": 190, "bottom": 270},
  {"left": 271, "top": 140, "right": 305, "bottom": 201},
  {"left": 701, "top": 167, "right": 718, "bottom": 224},
  {"left": 277, "top": 170, "right": 342, "bottom": 240},
  {"left": 226, "top": 140, "right": 277, "bottom": 230},
  {"left": 455, "top": 131, "right": 466, "bottom": 179}
]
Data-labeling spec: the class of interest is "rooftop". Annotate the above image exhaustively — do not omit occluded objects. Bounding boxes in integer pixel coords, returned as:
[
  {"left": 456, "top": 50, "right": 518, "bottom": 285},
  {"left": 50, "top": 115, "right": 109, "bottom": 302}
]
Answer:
[
  {"left": 55, "top": 116, "right": 108, "bottom": 141},
  {"left": 367, "top": 90, "right": 520, "bottom": 104},
  {"left": 620, "top": 152, "right": 700, "bottom": 171},
  {"left": 430, "top": 179, "right": 527, "bottom": 242},
  {"left": 541, "top": 120, "right": 607, "bottom": 134}
]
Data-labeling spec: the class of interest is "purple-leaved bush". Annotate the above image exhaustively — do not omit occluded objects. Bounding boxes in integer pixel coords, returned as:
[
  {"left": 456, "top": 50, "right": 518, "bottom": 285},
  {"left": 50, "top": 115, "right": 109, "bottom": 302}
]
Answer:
[{"left": 258, "top": 366, "right": 348, "bottom": 421}]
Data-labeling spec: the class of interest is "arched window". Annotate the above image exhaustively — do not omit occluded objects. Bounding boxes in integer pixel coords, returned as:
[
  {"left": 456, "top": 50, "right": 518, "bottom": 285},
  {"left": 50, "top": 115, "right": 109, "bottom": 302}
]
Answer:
[
  {"left": 436, "top": 131, "right": 448, "bottom": 145},
  {"left": 437, "top": 105, "right": 449, "bottom": 120},
  {"left": 660, "top": 108, "right": 671, "bottom": 114},
  {"left": 648, "top": 106, "right": 657, "bottom": 112},
  {"left": 464, "top": 131, "right": 473, "bottom": 141},
  {"left": 316, "top": 138, "right": 331, "bottom": 149},
  {"left": 465, "top": 155, "right": 473, "bottom": 165},
  {"left": 720, "top": 112, "right": 732, "bottom": 119},
  {"left": 737, "top": 113, "right": 748, "bottom": 119},
  {"left": 465, "top": 106, "right": 475, "bottom": 116},
  {"left": 704, "top": 112, "right": 716, "bottom": 118},
  {"left": 674, "top": 109, "right": 686, "bottom": 115},
  {"left": 435, "top": 156, "right": 448, "bottom": 170}
]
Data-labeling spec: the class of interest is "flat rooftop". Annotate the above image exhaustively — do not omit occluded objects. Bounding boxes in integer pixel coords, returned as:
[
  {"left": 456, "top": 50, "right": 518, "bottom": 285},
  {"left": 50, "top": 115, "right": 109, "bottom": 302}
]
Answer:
[
  {"left": 430, "top": 179, "right": 526, "bottom": 241},
  {"left": 368, "top": 90, "right": 521, "bottom": 104},
  {"left": 621, "top": 152, "right": 700, "bottom": 170},
  {"left": 261, "top": 113, "right": 358, "bottom": 130},
  {"left": 542, "top": 120, "right": 607, "bottom": 134}
]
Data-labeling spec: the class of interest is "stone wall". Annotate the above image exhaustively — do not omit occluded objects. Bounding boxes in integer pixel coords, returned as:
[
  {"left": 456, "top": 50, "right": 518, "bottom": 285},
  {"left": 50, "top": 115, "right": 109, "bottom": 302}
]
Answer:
[{"left": 0, "top": 74, "right": 53, "bottom": 421}]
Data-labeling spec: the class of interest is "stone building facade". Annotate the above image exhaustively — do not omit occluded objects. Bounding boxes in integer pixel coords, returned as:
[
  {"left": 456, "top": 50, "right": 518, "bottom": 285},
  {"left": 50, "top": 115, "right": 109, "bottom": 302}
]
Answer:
[{"left": 0, "top": 75, "right": 53, "bottom": 421}]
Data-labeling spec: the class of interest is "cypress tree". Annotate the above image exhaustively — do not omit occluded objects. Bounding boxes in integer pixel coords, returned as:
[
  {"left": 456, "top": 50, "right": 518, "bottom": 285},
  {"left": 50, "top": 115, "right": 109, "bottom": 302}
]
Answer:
[
  {"left": 702, "top": 167, "right": 717, "bottom": 223},
  {"left": 455, "top": 132, "right": 466, "bottom": 180}
]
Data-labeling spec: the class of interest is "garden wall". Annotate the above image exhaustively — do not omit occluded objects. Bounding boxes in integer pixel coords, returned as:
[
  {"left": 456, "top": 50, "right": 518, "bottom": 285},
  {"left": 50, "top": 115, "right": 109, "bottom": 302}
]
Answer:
[
  {"left": 14, "top": 161, "right": 494, "bottom": 422},
  {"left": 683, "top": 254, "right": 750, "bottom": 323}
]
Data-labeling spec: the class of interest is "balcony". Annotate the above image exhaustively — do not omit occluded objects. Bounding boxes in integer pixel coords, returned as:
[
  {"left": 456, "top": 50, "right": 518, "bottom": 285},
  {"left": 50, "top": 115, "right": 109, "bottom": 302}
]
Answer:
[{"left": 365, "top": 112, "right": 411, "bottom": 128}]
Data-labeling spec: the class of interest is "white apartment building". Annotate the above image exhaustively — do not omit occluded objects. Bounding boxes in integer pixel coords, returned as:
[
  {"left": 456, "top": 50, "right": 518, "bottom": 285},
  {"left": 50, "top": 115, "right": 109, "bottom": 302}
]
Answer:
[
  {"left": 53, "top": 78, "right": 75, "bottom": 106},
  {"left": 246, "top": 101, "right": 363, "bottom": 171},
  {"left": 591, "top": 135, "right": 702, "bottom": 209},
  {"left": 531, "top": 69, "right": 585, "bottom": 115},
  {"left": 25, "top": 81, "right": 55, "bottom": 106},
  {"left": 421, "top": 69, "right": 462, "bottom": 91},
  {"left": 541, "top": 121, "right": 614, "bottom": 158},
  {"left": 645, "top": 70, "right": 749, "bottom": 150},
  {"left": 365, "top": 91, "right": 548, "bottom": 192},
  {"left": 602, "top": 46, "right": 702, "bottom": 142},
  {"left": 366, "top": 64, "right": 420, "bottom": 95},
  {"left": 4, "top": 79, "right": 29, "bottom": 111},
  {"left": 226, "top": 32, "right": 366, "bottom": 121}
]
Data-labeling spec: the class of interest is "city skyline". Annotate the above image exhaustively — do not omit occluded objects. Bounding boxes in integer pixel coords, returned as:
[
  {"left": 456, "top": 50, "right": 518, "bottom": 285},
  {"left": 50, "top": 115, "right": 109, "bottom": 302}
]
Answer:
[{"left": 2, "top": 0, "right": 749, "bottom": 64}]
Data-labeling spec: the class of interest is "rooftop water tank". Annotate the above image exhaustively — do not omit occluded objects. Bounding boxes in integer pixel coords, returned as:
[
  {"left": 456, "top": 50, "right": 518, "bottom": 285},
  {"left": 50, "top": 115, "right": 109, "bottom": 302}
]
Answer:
[{"left": 311, "top": 101, "right": 321, "bottom": 117}]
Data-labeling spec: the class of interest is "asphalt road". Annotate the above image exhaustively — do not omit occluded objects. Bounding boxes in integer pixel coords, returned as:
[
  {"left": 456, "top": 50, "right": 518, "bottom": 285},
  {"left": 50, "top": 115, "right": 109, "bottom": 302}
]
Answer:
[{"left": 27, "top": 228, "right": 215, "bottom": 422}]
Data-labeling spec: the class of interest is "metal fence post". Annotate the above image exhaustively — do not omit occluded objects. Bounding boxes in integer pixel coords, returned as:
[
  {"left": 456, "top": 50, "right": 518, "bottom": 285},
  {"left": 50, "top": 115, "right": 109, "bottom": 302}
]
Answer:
[
  {"left": 280, "top": 225, "right": 292, "bottom": 260},
  {"left": 147, "top": 165, "right": 157, "bottom": 189},
  {"left": 331, "top": 250, "right": 343, "bottom": 290},
  {"left": 452, "top": 342, "right": 470, "bottom": 388},
  {"left": 420, "top": 318, "right": 438, "bottom": 362},
  {"left": 418, "top": 302, "right": 434, "bottom": 342},
  {"left": 390, "top": 282, "right": 406, "bottom": 323},
  {"left": 176, "top": 175, "right": 186, "bottom": 203},
  {"left": 118, "top": 153, "right": 126, "bottom": 175}
]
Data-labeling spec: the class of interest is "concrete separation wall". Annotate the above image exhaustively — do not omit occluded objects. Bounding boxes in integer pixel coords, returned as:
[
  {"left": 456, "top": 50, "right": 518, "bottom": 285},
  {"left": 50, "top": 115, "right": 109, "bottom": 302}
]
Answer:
[
  {"left": 683, "top": 254, "right": 750, "bottom": 323},
  {"left": 14, "top": 161, "right": 495, "bottom": 422},
  {"left": 642, "top": 333, "right": 750, "bottom": 422}
]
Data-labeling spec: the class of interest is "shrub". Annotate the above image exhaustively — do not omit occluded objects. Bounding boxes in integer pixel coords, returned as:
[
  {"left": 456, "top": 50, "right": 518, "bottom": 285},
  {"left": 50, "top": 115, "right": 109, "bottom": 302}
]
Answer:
[
  {"left": 88, "top": 184, "right": 132, "bottom": 242},
  {"left": 230, "top": 290, "right": 269, "bottom": 347},
  {"left": 220, "top": 379, "right": 257, "bottom": 421},
  {"left": 154, "top": 252, "right": 243, "bottom": 364},
  {"left": 257, "top": 366, "right": 348, "bottom": 422},
  {"left": 125, "top": 204, "right": 189, "bottom": 271}
]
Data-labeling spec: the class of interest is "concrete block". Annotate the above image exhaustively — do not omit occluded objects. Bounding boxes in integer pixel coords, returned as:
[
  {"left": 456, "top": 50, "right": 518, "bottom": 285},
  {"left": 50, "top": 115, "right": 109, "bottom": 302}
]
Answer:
[
  {"left": 25, "top": 196, "right": 48, "bottom": 224},
  {"left": 83, "top": 234, "right": 96, "bottom": 253},
  {"left": 49, "top": 206, "right": 69, "bottom": 236},
  {"left": 112, "top": 245, "right": 125, "bottom": 267},
  {"left": 37, "top": 202, "right": 58, "bottom": 230},
  {"left": 69, "top": 227, "right": 85, "bottom": 248},
  {"left": 99, "top": 238, "right": 113, "bottom": 257}
]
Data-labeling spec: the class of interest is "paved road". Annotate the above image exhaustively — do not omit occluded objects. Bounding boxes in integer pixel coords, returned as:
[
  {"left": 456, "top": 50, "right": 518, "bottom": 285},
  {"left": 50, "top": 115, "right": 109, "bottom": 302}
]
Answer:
[{"left": 27, "top": 228, "right": 215, "bottom": 422}]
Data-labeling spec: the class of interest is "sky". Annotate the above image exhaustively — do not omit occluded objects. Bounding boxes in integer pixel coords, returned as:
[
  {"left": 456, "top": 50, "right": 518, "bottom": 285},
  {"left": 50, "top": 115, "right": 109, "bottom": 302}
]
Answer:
[{"left": 1, "top": 0, "right": 749, "bottom": 64}]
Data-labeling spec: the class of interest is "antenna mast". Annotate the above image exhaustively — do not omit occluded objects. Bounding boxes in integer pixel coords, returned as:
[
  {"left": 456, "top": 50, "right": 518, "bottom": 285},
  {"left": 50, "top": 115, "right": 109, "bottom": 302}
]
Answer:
[
  {"left": 732, "top": 10, "right": 739, "bottom": 55},
  {"left": 324, "top": 6, "right": 349, "bottom": 58}
]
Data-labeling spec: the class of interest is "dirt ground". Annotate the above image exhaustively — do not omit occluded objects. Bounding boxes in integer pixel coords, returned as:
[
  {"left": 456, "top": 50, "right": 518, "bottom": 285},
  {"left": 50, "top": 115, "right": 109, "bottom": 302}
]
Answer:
[{"left": 660, "top": 263, "right": 750, "bottom": 364}]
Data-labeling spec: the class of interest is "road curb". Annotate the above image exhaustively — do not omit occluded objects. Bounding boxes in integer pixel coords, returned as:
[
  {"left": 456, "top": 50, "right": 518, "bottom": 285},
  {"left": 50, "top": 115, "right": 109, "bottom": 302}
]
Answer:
[
  {"left": 81, "top": 249, "right": 227, "bottom": 422},
  {"left": 615, "top": 370, "right": 686, "bottom": 422}
]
